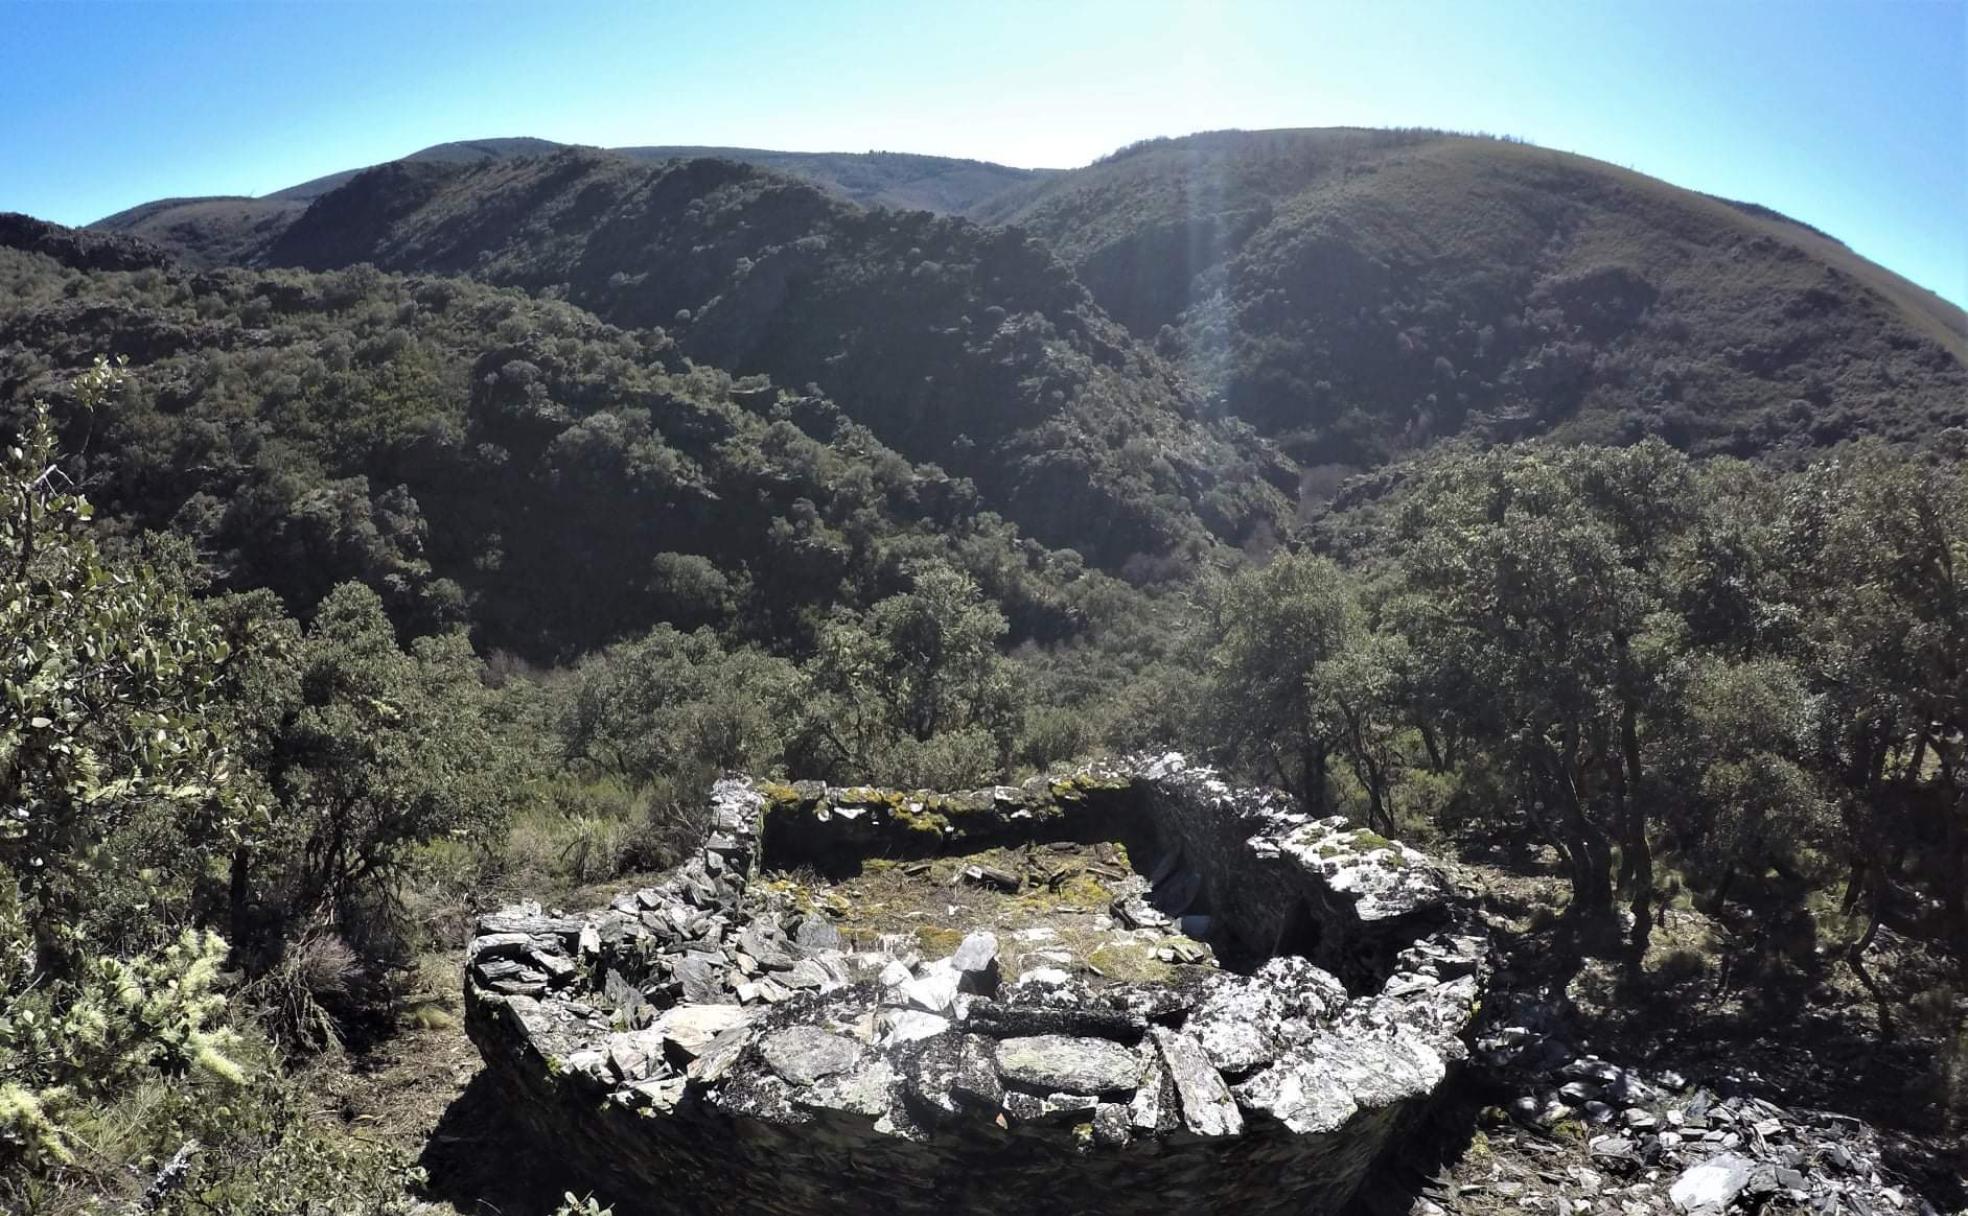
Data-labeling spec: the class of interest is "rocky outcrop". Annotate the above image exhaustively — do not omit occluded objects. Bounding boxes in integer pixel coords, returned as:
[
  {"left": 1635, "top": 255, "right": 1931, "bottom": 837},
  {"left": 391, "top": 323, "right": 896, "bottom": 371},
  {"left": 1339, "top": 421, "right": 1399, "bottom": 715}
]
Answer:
[{"left": 463, "top": 754, "right": 1489, "bottom": 1215}]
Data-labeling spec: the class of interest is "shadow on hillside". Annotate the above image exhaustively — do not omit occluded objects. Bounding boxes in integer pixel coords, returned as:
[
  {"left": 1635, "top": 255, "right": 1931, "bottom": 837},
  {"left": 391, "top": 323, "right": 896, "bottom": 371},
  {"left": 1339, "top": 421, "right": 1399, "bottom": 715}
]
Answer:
[{"left": 418, "top": 1071, "right": 592, "bottom": 1216}]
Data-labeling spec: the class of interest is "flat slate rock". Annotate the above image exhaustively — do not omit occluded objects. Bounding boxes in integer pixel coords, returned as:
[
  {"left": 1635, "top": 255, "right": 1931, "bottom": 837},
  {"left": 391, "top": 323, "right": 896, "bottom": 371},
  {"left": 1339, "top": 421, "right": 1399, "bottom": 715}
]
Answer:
[
  {"left": 794, "top": 916, "right": 842, "bottom": 953},
  {"left": 760, "top": 1025, "right": 866, "bottom": 1088},
  {"left": 1151, "top": 1027, "right": 1244, "bottom": 1137},
  {"left": 1669, "top": 1152, "right": 1755, "bottom": 1213},
  {"left": 994, "top": 1035, "right": 1143, "bottom": 1096},
  {"left": 655, "top": 1003, "right": 751, "bottom": 1058}
]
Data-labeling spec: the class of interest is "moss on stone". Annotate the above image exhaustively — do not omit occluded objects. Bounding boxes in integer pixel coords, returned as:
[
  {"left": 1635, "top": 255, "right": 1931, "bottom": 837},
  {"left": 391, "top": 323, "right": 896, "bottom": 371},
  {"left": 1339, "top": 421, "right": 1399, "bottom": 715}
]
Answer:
[
  {"left": 914, "top": 925, "right": 967, "bottom": 956},
  {"left": 891, "top": 801, "right": 952, "bottom": 836},
  {"left": 1085, "top": 939, "right": 1183, "bottom": 984},
  {"left": 1350, "top": 829, "right": 1394, "bottom": 851},
  {"left": 758, "top": 781, "right": 804, "bottom": 807},
  {"left": 1547, "top": 1118, "right": 1588, "bottom": 1143}
]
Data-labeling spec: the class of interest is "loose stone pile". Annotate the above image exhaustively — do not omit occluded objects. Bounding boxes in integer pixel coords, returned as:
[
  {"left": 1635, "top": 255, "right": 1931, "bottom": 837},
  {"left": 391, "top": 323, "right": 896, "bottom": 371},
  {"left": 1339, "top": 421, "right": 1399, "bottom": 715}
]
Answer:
[
  {"left": 464, "top": 754, "right": 1489, "bottom": 1215},
  {"left": 1466, "top": 1002, "right": 1944, "bottom": 1215}
]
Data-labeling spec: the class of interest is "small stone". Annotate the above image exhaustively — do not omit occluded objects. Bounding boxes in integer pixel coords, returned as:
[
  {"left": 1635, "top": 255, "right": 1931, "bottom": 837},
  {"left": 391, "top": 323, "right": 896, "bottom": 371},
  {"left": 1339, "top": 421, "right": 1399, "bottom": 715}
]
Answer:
[
  {"left": 672, "top": 956, "right": 728, "bottom": 1004},
  {"left": 784, "top": 959, "right": 833, "bottom": 990},
  {"left": 759, "top": 1025, "right": 865, "bottom": 1087},
  {"left": 602, "top": 968, "right": 650, "bottom": 1025},
  {"left": 1165, "top": 938, "right": 1212, "bottom": 965},
  {"left": 794, "top": 916, "right": 841, "bottom": 953},
  {"left": 739, "top": 921, "right": 793, "bottom": 971},
  {"left": 1560, "top": 1080, "right": 1603, "bottom": 1105},
  {"left": 605, "top": 1036, "right": 651, "bottom": 1081},
  {"left": 1189, "top": 986, "right": 1277, "bottom": 1075},
  {"left": 879, "top": 1008, "right": 951, "bottom": 1046},
  {"left": 1624, "top": 1108, "right": 1660, "bottom": 1131},
  {"left": 994, "top": 1035, "right": 1143, "bottom": 1096},
  {"left": 654, "top": 1003, "right": 751, "bottom": 1059},
  {"left": 627, "top": 1074, "right": 687, "bottom": 1111},
  {"left": 1668, "top": 1152, "right": 1754, "bottom": 1213},
  {"left": 900, "top": 961, "right": 963, "bottom": 1014},
  {"left": 468, "top": 932, "right": 533, "bottom": 961},
  {"left": 687, "top": 1025, "right": 751, "bottom": 1084},
  {"left": 1017, "top": 966, "right": 1071, "bottom": 987},
  {"left": 474, "top": 957, "right": 527, "bottom": 983},
  {"left": 951, "top": 931, "right": 1000, "bottom": 993},
  {"left": 1092, "top": 1102, "right": 1131, "bottom": 1147}
]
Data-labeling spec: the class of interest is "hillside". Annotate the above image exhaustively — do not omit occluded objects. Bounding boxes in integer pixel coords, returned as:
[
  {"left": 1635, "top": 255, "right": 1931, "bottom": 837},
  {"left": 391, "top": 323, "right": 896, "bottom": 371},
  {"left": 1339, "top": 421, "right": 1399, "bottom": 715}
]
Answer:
[
  {"left": 89, "top": 138, "right": 1051, "bottom": 265},
  {"left": 0, "top": 219, "right": 1150, "bottom": 659},
  {"left": 255, "top": 150, "right": 1293, "bottom": 566},
  {"left": 107, "top": 127, "right": 1968, "bottom": 516},
  {"left": 976, "top": 129, "right": 1968, "bottom": 479},
  {"left": 90, "top": 194, "right": 310, "bottom": 266}
]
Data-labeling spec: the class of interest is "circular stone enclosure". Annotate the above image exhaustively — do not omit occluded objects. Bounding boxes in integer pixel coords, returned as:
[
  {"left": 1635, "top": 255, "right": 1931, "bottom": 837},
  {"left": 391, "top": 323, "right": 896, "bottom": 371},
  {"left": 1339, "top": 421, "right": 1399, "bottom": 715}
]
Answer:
[{"left": 464, "top": 754, "right": 1489, "bottom": 1216}]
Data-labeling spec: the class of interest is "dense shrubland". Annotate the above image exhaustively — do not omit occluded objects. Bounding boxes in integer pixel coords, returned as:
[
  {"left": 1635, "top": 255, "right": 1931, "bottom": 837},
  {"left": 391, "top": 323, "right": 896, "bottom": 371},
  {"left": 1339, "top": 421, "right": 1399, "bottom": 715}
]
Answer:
[{"left": 6, "top": 364, "right": 1965, "bottom": 1208}]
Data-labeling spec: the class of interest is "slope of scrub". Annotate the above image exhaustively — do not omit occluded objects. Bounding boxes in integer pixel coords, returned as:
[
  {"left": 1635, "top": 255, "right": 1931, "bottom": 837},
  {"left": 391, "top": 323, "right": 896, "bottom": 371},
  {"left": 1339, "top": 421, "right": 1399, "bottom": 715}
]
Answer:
[
  {"left": 980, "top": 129, "right": 1967, "bottom": 476},
  {"left": 258, "top": 150, "right": 1293, "bottom": 565}
]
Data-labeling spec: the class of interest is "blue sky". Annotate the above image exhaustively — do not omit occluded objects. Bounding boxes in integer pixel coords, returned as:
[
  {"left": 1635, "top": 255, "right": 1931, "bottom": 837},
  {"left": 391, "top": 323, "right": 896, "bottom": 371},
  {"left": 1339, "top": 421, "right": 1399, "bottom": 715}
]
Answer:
[{"left": 5, "top": 0, "right": 1964, "bottom": 303}]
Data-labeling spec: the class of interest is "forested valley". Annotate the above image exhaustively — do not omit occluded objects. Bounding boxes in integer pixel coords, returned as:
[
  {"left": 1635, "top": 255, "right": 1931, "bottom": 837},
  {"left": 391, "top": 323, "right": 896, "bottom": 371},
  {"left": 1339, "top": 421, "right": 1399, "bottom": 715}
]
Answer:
[{"left": 2, "top": 128, "right": 1964, "bottom": 1213}]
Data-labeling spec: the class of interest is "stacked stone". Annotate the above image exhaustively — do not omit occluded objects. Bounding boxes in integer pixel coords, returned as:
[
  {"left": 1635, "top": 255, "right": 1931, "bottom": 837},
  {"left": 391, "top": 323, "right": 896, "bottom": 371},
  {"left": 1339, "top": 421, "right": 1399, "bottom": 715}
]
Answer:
[{"left": 463, "top": 755, "right": 1494, "bottom": 1216}]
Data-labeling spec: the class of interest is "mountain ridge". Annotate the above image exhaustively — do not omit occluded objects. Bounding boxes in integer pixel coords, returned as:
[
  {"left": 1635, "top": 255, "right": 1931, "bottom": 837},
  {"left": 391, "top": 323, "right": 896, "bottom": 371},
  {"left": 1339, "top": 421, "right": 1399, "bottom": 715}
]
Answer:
[
  {"left": 89, "top": 136, "right": 1056, "bottom": 264},
  {"left": 65, "top": 126, "right": 1968, "bottom": 525}
]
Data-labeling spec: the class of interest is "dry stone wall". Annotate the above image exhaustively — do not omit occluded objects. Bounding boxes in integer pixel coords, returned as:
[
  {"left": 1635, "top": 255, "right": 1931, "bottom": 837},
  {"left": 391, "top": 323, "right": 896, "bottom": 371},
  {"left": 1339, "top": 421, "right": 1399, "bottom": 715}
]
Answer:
[{"left": 463, "top": 754, "right": 1489, "bottom": 1215}]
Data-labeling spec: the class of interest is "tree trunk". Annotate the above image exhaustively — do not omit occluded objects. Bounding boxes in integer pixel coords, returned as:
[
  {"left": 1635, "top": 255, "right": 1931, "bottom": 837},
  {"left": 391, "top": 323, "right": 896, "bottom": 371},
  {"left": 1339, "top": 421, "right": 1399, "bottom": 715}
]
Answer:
[
  {"left": 228, "top": 845, "right": 254, "bottom": 965},
  {"left": 1418, "top": 721, "right": 1446, "bottom": 772},
  {"left": 1299, "top": 739, "right": 1329, "bottom": 818},
  {"left": 1847, "top": 859, "right": 1894, "bottom": 1041},
  {"left": 1618, "top": 692, "right": 1654, "bottom": 961},
  {"left": 1541, "top": 734, "right": 1613, "bottom": 921}
]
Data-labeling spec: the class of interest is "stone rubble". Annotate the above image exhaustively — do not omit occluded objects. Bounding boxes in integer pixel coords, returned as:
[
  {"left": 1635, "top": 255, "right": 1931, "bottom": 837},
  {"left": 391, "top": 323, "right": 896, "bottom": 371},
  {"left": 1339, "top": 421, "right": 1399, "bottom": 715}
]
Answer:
[
  {"left": 464, "top": 754, "right": 1492, "bottom": 1215},
  {"left": 1471, "top": 1001, "right": 1945, "bottom": 1216}
]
